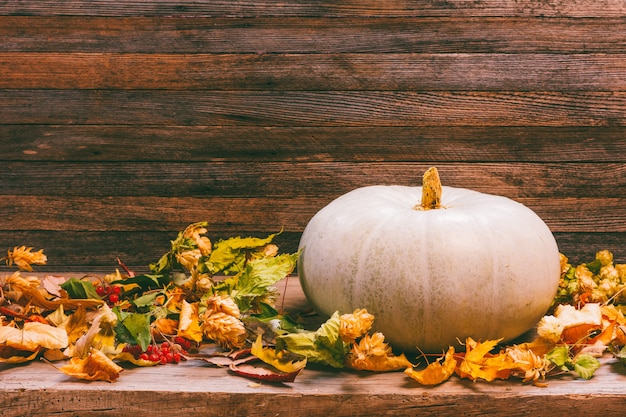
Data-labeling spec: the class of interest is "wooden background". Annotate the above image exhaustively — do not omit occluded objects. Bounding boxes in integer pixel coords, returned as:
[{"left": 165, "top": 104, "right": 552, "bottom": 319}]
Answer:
[{"left": 1, "top": 1, "right": 625, "bottom": 272}]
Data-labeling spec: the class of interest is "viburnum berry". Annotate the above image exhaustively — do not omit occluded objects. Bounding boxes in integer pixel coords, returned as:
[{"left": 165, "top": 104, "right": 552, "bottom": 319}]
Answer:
[{"left": 123, "top": 341, "right": 188, "bottom": 365}]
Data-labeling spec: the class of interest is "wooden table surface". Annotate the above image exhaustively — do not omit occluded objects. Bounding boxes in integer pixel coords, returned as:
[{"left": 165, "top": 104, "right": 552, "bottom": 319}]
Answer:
[{"left": 1, "top": 277, "right": 625, "bottom": 417}]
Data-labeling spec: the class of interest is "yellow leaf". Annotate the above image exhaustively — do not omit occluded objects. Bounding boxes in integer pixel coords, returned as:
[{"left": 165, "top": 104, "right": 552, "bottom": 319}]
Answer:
[
  {"left": 178, "top": 300, "right": 204, "bottom": 343},
  {"left": 405, "top": 346, "right": 457, "bottom": 385},
  {"left": 456, "top": 337, "right": 515, "bottom": 382},
  {"left": 251, "top": 335, "right": 307, "bottom": 374},
  {"left": 58, "top": 349, "right": 123, "bottom": 382},
  {"left": 0, "top": 321, "right": 68, "bottom": 351}
]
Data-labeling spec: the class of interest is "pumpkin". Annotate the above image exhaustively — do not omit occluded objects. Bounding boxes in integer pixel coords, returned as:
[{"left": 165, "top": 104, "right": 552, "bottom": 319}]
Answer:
[{"left": 297, "top": 168, "right": 561, "bottom": 352}]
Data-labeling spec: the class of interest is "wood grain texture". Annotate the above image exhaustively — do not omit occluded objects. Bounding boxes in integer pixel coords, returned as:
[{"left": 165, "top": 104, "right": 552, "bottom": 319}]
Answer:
[
  {"left": 1, "top": 0, "right": 626, "bottom": 18},
  {"left": 3, "top": 125, "right": 625, "bottom": 162},
  {"left": 1, "top": 0, "right": 625, "bottom": 269},
  {"left": 1, "top": 162, "right": 624, "bottom": 198},
  {"left": 4, "top": 52, "right": 626, "bottom": 91},
  {"left": 3, "top": 90, "right": 626, "bottom": 126},
  {"left": 3, "top": 17, "right": 626, "bottom": 54}
]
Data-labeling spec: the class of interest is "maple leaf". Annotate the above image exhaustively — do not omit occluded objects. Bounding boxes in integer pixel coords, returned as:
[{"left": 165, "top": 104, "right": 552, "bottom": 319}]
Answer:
[
  {"left": 405, "top": 346, "right": 457, "bottom": 385},
  {"left": 58, "top": 349, "right": 123, "bottom": 382},
  {"left": 456, "top": 338, "right": 515, "bottom": 382}
]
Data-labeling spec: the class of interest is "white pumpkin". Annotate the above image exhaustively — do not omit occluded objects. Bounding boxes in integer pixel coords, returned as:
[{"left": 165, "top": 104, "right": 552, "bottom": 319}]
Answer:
[{"left": 298, "top": 168, "right": 561, "bottom": 352}]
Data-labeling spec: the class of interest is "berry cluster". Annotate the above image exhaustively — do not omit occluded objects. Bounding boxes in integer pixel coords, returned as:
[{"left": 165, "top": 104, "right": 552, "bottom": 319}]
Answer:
[
  {"left": 122, "top": 338, "right": 191, "bottom": 365},
  {"left": 95, "top": 284, "right": 122, "bottom": 305}
]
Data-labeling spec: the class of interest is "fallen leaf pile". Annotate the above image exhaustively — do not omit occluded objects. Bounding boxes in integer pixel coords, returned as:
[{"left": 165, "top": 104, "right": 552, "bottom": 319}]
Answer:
[{"left": 0, "top": 222, "right": 624, "bottom": 386}]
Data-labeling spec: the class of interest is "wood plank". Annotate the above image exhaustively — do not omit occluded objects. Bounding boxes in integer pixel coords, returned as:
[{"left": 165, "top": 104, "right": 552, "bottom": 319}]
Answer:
[
  {"left": 3, "top": 125, "right": 626, "bottom": 163},
  {"left": 2, "top": 17, "right": 626, "bottom": 54},
  {"left": 3, "top": 52, "right": 626, "bottom": 91},
  {"left": 2, "top": 90, "right": 626, "bottom": 126},
  {"left": 0, "top": 231, "right": 623, "bottom": 270},
  {"left": 1, "top": 162, "right": 624, "bottom": 199},
  {"left": 0, "top": 278, "right": 624, "bottom": 417},
  {"left": 1, "top": 196, "right": 625, "bottom": 234},
  {"left": 0, "top": 230, "right": 301, "bottom": 271},
  {"left": 1, "top": 0, "right": 625, "bottom": 18}
]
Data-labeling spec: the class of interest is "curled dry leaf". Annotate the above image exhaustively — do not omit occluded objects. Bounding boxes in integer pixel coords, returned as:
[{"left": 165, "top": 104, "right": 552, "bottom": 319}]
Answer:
[
  {"left": 404, "top": 346, "right": 457, "bottom": 385},
  {"left": 251, "top": 335, "right": 307, "bottom": 374},
  {"left": 59, "top": 349, "right": 123, "bottom": 382},
  {"left": 229, "top": 360, "right": 302, "bottom": 383},
  {"left": 0, "top": 321, "right": 68, "bottom": 351}
]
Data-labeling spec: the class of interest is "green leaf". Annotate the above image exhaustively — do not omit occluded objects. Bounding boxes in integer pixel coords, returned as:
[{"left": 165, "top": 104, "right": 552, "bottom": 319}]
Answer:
[
  {"left": 230, "top": 252, "right": 298, "bottom": 311},
  {"left": 614, "top": 344, "right": 626, "bottom": 365},
  {"left": 546, "top": 345, "right": 571, "bottom": 370},
  {"left": 60, "top": 278, "right": 101, "bottom": 300},
  {"left": 204, "top": 233, "right": 277, "bottom": 275},
  {"left": 573, "top": 354, "right": 601, "bottom": 380},
  {"left": 112, "top": 273, "right": 169, "bottom": 291},
  {"left": 113, "top": 307, "right": 151, "bottom": 351},
  {"left": 244, "top": 303, "right": 301, "bottom": 335},
  {"left": 132, "top": 292, "right": 161, "bottom": 309},
  {"left": 586, "top": 259, "right": 602, "bottom": 275},
  {"left": 276, "top": 312, "right": 349, "bottom": 368},
  {"left": 149, "top": 252, "right": 172, "bottom": 274}
]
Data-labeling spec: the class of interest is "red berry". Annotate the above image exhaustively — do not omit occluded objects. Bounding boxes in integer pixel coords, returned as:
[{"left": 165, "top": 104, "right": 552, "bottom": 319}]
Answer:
[
  {"left": 108, "top": 294, "right": 119, "bottom": 304},
  {"left": 96, "top": 286, "right": 106, "bottom": 296},
  {"left": 139, "top": 353, "right": 149, "bottom": 361},
  {"left": 111, "top": 286, "right": 122, "bottom": 295}
]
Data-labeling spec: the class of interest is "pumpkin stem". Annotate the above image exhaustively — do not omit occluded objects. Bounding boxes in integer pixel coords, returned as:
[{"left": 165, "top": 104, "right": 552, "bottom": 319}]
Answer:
[{"left": 415, "top": 167, "right": 442, "bottom": 210}]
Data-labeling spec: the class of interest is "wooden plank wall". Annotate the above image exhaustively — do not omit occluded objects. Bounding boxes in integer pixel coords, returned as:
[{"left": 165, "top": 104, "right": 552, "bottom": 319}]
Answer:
[{"left": 1, "top": 1, "right": 625, "bottom": 272}]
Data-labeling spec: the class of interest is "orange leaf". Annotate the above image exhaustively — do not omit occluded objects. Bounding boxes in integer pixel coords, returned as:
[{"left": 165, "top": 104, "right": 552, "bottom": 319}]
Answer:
[
  {"left": 456, "top": 338, "right": 515, "bottom": 382},
  {"left": 59, "top": 349, "right": 123, "bottom": 382},
  {"left": 405, "top": 346, "right": 457, "bottom": 385}
]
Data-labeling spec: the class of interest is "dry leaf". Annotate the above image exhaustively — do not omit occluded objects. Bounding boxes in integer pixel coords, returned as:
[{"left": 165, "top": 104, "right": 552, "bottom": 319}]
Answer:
[
  {"left": 405, "top": 346, "right": 457, "bottom": 385},
  {"left": 456, "top": 338, "right": 515, "bottom": 382},
  {"left": 0, "top": 321, "right": 68, "bottom": 351},
  {"left": 251, "top": 335, "right": 307, "bottom": 374},
  {"left": 346, "top": 332, "right": 413, "bottom": 371},
  {"left": 178, "top": 300, "right": 203, "bottom": 343},
  {"left": 0, "top": 345, "right": 40, "bottom": 363},
  {"left": 59, "top": 349, "right": 123, "bottom": 382}
]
